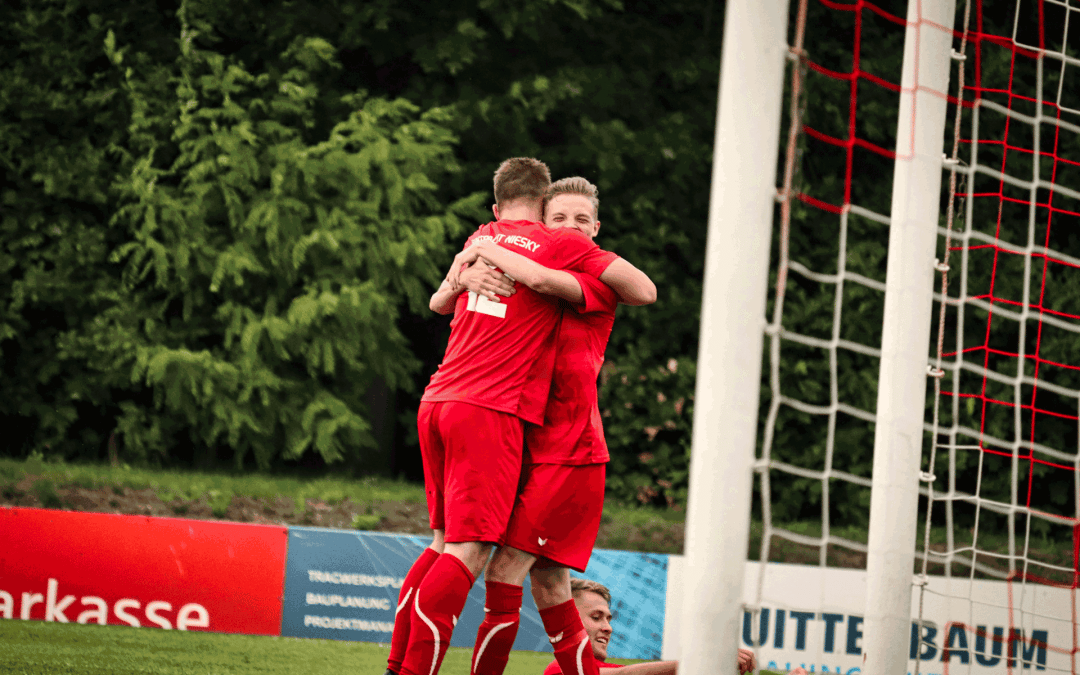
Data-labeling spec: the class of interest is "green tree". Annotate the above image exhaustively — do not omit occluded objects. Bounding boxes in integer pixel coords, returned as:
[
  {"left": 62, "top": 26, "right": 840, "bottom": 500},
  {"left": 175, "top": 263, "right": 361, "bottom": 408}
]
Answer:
[
  {"left": 93, "top": 10, "right": 481, "bottom": 468},
  {"left": 0, "top": 0, "right": 171, "bottom": 457},
  {"left": 5, "top": 0, "right": 1073, "bottom": 530},
  {"left": 0, "top": 0, "right": 483, "bottom": 469}
]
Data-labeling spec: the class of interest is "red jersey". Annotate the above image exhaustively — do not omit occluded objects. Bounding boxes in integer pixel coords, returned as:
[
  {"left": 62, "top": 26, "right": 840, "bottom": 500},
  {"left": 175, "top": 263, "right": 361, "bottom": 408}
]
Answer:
[
  {"left": 422, "top": 220, "right": 618, "bottom": 425},
  {"left": 543, "top": 660, "right": 623, "bottom": 675},
  {"left": 525, "top": 272, "right": 618, "bottom": 464}
]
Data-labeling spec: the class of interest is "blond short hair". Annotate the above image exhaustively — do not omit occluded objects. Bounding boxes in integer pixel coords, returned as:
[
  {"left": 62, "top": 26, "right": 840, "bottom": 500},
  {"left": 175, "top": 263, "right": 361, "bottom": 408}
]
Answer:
[
  {"left": 544, "top": 176, "right": 600, "bottom": 218},
  {"left": 494, "top": 157, "right": 551, "bottom": 206},
  {"left": 570, "top": 578, "right": 612, "bottom": 605}
]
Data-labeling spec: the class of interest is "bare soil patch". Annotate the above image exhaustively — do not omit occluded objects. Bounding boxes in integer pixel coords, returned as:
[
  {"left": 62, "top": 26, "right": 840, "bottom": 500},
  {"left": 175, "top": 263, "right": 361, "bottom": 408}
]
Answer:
[
  {"left": 4, "top": 473, "right": 432, "bottom": 535},
  {"left": 1, "top": 473, "right": 689, "bottom": 553}
]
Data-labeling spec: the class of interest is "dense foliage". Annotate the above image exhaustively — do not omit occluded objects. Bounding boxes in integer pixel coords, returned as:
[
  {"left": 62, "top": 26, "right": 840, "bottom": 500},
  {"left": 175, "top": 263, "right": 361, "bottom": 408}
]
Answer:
[
  {"left": 2, "top": 0, "right": 1077, "bottom": 529},
  {"left": 1, "top": 0, "right": 718, "bottom": 477}
]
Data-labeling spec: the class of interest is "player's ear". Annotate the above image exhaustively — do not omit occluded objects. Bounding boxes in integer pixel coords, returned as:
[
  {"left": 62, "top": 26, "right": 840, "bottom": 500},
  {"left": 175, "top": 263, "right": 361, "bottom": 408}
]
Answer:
[
  {"left": 492, "top": 204, "right": 500, "bottom": 220},
  {"left": 592, "top": 220, "right": 601, "bottom": 238}
]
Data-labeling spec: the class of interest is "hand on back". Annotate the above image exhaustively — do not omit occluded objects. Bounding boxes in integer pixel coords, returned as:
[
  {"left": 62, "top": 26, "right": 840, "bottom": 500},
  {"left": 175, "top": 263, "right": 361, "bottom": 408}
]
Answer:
[
  {"left": 461, "top": 258, "right": 516, "bottom": 302},
  {"left": 447, "top": 242, "right": 488, "bottom": 289}
]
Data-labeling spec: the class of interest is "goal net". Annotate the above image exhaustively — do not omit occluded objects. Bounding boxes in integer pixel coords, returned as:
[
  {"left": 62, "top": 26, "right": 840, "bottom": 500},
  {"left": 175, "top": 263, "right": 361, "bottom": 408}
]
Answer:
[
  {"left": 916, "top": 0, "right": 1079, "bottom": 673},
  {"left": 679, "top": 0, "right": 1078, "bottom": 674}
]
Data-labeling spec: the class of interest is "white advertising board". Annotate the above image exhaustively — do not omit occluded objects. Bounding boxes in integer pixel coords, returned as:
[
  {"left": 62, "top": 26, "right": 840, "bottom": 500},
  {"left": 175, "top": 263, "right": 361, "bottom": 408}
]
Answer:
[{"left": 663, "top": 557, "right": 1075, "bottom": 674}]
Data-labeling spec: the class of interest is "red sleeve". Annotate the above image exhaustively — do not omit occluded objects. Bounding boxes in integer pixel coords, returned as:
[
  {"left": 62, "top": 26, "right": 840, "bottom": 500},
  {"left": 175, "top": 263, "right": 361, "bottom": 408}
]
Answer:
[
  {"left": 552, "top": 229, "right": 619, "bottom": 278},
  {"left": 542, "top": 661, "right": 563, "bottom": 675},
  {"left": 579, "top": 246, "right": 619, "bottom": 278},
  {"left": 569, "top": 271, "right": 619, "bottom": 315}
]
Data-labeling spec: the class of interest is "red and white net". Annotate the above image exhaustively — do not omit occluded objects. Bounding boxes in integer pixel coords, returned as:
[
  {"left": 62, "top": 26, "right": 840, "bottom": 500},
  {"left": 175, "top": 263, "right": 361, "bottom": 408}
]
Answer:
[
  {"left": 920, "top": 1, "right": 1079, "bottom": 673},
  {"left": 758, "top": 0, "right": 907, "bottom": 575},
  {"left": 750, "top": 0, "right": 1079, "bottom": 672},
  {"left": 751, "top": 0, "right": 907, "bottom": 668}
]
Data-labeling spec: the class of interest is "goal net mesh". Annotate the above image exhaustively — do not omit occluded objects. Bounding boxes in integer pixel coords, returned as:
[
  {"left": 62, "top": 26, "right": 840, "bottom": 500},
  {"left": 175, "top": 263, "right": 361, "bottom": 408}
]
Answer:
[
  {"left": 918, "top": 0, "right": 1079, "bottom": 673},
  {"left": 755, "top": 0, "right": 905, "bottom": 594},
  {"left": 748, "top": 0, "right": 907, "bottom": 666},
  {"left": 749, "top": 1, "right": 1079, "bottom": 672}
]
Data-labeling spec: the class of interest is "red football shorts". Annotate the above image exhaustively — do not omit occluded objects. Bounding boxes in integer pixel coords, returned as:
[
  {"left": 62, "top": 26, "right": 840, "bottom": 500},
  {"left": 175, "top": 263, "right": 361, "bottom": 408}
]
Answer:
[
  {"left": 502, "top": 462, "right": 606, "bottom": 572},
  {"left": 417, "top": 400, "right": 524, "bottom": 544}
]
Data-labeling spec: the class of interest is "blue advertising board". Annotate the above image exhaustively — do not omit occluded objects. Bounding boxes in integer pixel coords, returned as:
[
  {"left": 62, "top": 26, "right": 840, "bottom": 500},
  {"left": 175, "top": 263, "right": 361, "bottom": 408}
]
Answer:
[
  {"left": 280, "top": 528, "right": 668, "bottom": 660},
  {"left": 586, "top": 549, "right": 668, "bottom": 660}
]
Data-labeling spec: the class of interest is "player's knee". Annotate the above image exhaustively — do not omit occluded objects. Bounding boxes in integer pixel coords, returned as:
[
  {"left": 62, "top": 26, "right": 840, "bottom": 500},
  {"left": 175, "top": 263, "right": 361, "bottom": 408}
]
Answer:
[
  {"left": 486, "top": 546, "right": 536, "bottom": 585},
  {"left": 529, "top": 567, "right": 572, "bottom": 608},
  {"left": 444, "top": 541, "right": 494, "bottom": 578},
  {"left": 530, "top": 566, "right": 569, "bottom": 588}
]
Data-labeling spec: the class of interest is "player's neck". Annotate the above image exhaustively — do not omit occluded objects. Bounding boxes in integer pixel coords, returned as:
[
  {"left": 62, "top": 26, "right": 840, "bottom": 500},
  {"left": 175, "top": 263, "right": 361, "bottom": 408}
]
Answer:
[{"left": 494, "top": 203, "right": 542, "bottom": 223}]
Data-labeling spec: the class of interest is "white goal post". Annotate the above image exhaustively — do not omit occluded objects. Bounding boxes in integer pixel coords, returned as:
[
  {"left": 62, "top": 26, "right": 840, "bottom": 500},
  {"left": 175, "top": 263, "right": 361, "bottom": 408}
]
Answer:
[
  {"left": 679, "top": 1, "right": 958, "bottom": 674},
  {"left": 862, "top": 1, "right": 956, "bottom": 674},
  {"left": 678, "top": 0, "right": 792, "bottom": 672}
]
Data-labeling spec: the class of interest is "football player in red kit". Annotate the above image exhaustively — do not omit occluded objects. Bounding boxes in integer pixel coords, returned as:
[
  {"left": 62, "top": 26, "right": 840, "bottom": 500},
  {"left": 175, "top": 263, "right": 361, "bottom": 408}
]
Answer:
[
  {"left": 385, "top": 161, "right": 652, "bottom": 675},
  {"left": 455, "top": 177, "right": 656, "bottom": 675}
]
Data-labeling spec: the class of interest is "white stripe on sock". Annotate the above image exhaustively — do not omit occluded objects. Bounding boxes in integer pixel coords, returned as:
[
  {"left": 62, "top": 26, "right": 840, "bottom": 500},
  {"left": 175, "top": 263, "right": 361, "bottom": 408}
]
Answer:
[
  {"left": 472, "top": 621, "right": 515, "bottom": 674},
  {"left": 414, "top": 590, "right": 440, "bottom": 675}
]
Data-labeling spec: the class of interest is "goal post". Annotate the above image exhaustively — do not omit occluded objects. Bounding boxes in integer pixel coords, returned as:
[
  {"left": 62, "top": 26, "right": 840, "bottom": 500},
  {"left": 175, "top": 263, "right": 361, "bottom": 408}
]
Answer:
[
  {"left": 678, "top": 0, "right": 791, "bottom": 672},
  {"left": 682, "top": 0, "right": 964, "bottom": 672},
  {"left": 862, "top": 1, "right": 957, "bottom": 674},
  {"left": 677, "top": 0, "right": 1080, "bottom": 672}
]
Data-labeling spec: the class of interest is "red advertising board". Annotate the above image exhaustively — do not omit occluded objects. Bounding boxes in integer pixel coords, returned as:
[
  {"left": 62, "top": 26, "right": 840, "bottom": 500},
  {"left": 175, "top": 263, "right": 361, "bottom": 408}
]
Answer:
[{"left": 0, "top": 507, "right": 287, "bottom": 635}]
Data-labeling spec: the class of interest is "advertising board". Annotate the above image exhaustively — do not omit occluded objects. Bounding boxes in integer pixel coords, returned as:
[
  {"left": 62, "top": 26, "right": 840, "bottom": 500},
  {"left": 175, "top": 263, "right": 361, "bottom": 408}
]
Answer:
[
  {"left": 663, "top": 556, "right": 1072, "bottom": 674},
  {"left": 0, "top": 506, "right": 288, "bottom": 635},
  {"left": 278, "top": 528, "right": 668, "bottom": 660}
]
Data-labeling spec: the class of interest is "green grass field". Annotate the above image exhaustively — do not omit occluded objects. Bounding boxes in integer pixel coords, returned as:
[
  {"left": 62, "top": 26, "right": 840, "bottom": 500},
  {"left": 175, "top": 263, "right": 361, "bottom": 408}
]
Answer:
[
  {"left": 0, "top": 621, "right": 793, "bottom": 675},
  {"left": 0, "top": 621, "right": 648, "bottom": 675},
  {"left": 0, "top": 456, "right": 427, "bottom": 511}
]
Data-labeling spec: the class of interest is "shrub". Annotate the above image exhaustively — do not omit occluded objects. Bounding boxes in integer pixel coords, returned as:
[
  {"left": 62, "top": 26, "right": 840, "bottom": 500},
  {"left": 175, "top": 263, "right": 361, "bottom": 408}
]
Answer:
[
  {"left": 601, "top": 356, "right": 695, "bottom": 510},
  {"left": 32, "top": 479, "right": 62, "bottom": 509},
  {"left": 351, "top": 511, "right": 383, "bottom": 530},
  {"left": 208, "top": 490, "right": 233, "bottom": 518}
]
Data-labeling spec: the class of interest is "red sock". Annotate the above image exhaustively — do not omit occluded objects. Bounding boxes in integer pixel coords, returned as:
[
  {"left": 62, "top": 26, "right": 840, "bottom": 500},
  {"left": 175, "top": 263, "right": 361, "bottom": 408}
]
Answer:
[
  {"left": 470, "top": 581, "right": 523, "bottom": 675},
  {"left": 388, "top": 548, "right": 440, "bottom": 674},
  {"left": 400, "top": 554, "right": 476, "bottom": 675},
  {"left": 539, "top": 600, "right": 599, "bottom": 675}
]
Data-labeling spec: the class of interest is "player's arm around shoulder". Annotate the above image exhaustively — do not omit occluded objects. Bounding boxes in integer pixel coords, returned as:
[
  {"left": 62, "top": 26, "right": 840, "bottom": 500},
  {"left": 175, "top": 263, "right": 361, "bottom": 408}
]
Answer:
[
  {"left": 554, "top": 226, "right": 655, "bottom": 306},
  {"left": 431, "top": 224, "right": 496, "bottom": 313},
  {"left": 528, "top": 266, "right": 584, "bottom": 304},
  {"left": 470, "top": 240, "right": 585, "bottom": 305},
  {"left": 599, "top": 258, "right": 656, "bottom": 306},
  {"left": 429, "top": 256, "right": 520, "bottom": 313}
]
